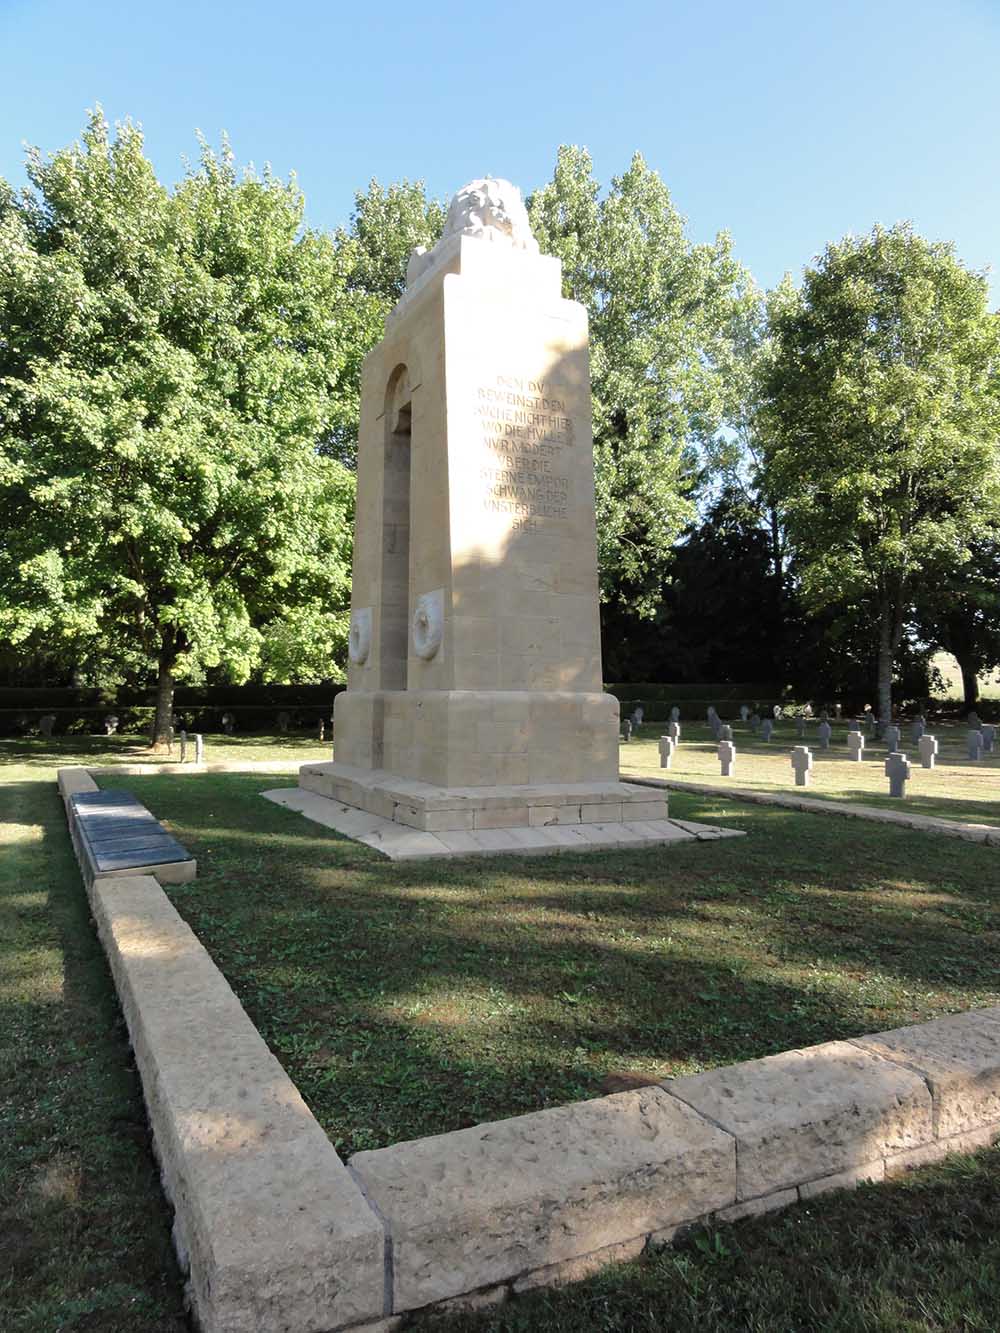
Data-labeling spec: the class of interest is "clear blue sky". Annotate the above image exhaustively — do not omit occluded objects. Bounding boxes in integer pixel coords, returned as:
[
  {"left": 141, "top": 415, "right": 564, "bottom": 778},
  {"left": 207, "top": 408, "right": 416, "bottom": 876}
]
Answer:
[{"left": 1, "top": 0, "right": 998, "bottom": 304}]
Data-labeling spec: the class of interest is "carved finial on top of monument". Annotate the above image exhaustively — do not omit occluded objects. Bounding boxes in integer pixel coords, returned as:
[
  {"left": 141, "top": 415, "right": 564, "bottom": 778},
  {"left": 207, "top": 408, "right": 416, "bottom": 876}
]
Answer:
[{"left": 404, "top": 177, "right": 542, "bottom": 292}]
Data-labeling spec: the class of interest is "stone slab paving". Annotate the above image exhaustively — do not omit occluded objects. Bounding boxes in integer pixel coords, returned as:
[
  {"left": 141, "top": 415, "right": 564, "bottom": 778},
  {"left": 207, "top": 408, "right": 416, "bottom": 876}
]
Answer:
[
  {"left": 261, "top": 786, "right": 743, "bottom": 859},
  {"left": 625, "top": 774, "right": 1000, "bottom": 845}
]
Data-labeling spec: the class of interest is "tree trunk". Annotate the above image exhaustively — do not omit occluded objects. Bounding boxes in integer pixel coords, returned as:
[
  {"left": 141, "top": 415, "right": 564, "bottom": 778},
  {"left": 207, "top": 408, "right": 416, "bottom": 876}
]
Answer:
[
  {"left": 957, "top": 656, "right": 980, "bottom": 711},
  {"left": 150, "top": 654, "right": 175, "bottom": 751},
  {"left": 876, "top": 597, "right": 895, "bottom": 733}
]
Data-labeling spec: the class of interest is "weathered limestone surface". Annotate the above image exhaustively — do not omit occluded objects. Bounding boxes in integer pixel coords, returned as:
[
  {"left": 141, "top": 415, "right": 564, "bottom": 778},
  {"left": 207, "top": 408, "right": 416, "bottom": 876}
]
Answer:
[
  {"left": 90, "top": 875, "right": 385, "bottom": 1333},
  {"left": 665, "top": 1040, "right": 932, "bottom": 1201},
  {"left": 854, "top": 1007, "right": 1000, "bottom": 1139},
  {"left": 57, "top": 765, "right": 99, "bottom": 799},
  {"left": 350, "top": 1087, "right": 735, "bottom": 1311}
]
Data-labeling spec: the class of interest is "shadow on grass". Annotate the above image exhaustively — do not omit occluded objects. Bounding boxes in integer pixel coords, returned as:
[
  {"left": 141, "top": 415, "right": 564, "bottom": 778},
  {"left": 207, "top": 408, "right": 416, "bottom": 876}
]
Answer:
[{"left": 86, "top": 772, "right": 1000, "bottom": 1154}]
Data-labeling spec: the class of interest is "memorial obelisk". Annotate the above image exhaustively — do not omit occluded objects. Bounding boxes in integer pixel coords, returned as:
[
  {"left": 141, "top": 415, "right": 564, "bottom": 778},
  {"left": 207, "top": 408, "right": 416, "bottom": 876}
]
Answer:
[{"left": 299, "top": 178, "right": 668, "bottom": 832}]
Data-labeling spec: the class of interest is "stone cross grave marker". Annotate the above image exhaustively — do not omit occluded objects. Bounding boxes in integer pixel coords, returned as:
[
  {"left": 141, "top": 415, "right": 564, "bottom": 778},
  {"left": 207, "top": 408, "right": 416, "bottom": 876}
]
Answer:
[
  {"left": 719, "top": 723, "right": 733, "bottom": 741},
  {"left": 918, "top": 734, "right": 938, "bottom": 769},
  {"left": 104, "top": 714, "right": 119, "bottom": 736},
  {"left": 740, "top": 704, "right": 749, "bottom": 722},
  {"left": 710, "top": 715, "right": 722, "bottom": 740},
  {"left": 179, "top": 730, "right": 187, "bottom": 763},
  {"left": 718, "top": 739, "right": 735, "bottom": 777},
  {"left": 319, "top": 718, "right": 326, "bottom": 741},
  {"left": 968, "top": 729, "right": 984, "bottom": 761},
  {"left": 222, "top": 712, "right": 235, "bottom": 735},
  {"left": 670, "top": 705, "right": 680, "bottom": 723},
  {"left": 911, "top": 716, "right": 925, "bottom": 745},
  {"left": 633, "top": 705, "right": 644, "bottom": 726},
  {"left": 621, "top": 718, "right": 632, "bottom": 743},
  {"left": 847, "top": 731, "right": 864, "bottom": 762},
  {"left": 791, "top": 746, "right": 813, "bottom": 787},
  {"left": 667, "top": 720, "right": 681, "bottom": 744},
  {"left": 796, "top": 716, "right": 806, "bottom": 738},
  {"left": 760, "top": 718, "right": 774, "bottom": 741},
  {"left": 885, "top": 751, "right": 911, "bottom": 798},
  {"left": 884, "top": 724, "right": 900, "bottom": 752},
  {"left": 982, "top": 724, "right": 995, "bottom": 754},
  {"left": 659, "top": 735, "right": 675, "bottom": 769},
  {"left": 38, "top": 714, "right": 56, "bottom": 737},
  {"left": 277, "top": 710, "right": 290, "bottom": 733},
  {"left": 817, "top": 720, "right": 832, "bottom": 749},
  {"left": 194, "top": 733, "right": 204, "bottom": 764}
]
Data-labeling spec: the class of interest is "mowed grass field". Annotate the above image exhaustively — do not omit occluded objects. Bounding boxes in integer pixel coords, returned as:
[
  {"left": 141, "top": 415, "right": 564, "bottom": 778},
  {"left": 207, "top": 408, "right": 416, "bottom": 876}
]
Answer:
[
  {"left": 4, "top": 736, "right": 1000, "bottom": 1332},
  {"left": 622, "top": 720, "right": 1000, "bottom": 828}
]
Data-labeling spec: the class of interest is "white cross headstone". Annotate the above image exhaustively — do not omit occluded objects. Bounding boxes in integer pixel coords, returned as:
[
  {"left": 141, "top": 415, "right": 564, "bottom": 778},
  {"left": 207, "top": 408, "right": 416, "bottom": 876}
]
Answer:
[
  {"left": 718, "top": 739, "right": 736, "bottom": 776},
  {"left": 194, "top": 733, "right": 204, "bottom": 764},
  {"left": 719, "top": 723, "right": 733, "bottom": 742},
  {"left": 911, "top": 718, "right": 925, "bottom": 745},
  {"left": 847, "top": 731, "right": 864, "bottom": 762},
  {"left": 885, "top": 751, "right": 911, "bottom": 798},
  {"left": 968, "top": 729, "right": 984, "bottom": 761},
  {"left": 710, "top": 715, "right": 722, "bottom": 740},
  {"left": 179, "top": 729, "right": 187, "bottom": 763},
  {"left": 884, "top": 724, "right": 900, "bottom": 752},
  {"left": 760, "top": 718, "right": 774, "bottom": 742},
  {"left": 633, "top": 705, "right": 644, "bottom": 726},
  {"left": 658, "top": 735, "right": 675, "bottom": 769},
  {"left": 817, "top": 720, "right": 832, "bottom": 749},
  {"left": 791, "top": 745, "right": 813, "bottom": 787},
  {"left": 740, "top": 704, "right": 749, "bottom": 722},
  {"left": 918, "top": 734, "right": 938, "bottom": 769},
  {"left": 982, "top": 724, "right": 995, "bottom": 754},
  {"left": 667, "top": 720, "right": 681, "bottom": 744}
]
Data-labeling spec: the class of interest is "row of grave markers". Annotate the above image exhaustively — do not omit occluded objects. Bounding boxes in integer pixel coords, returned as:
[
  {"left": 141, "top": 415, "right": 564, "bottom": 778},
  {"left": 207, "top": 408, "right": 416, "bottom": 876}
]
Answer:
[{"left": 658, "top": 728, "right": 990, "bottom": 799}]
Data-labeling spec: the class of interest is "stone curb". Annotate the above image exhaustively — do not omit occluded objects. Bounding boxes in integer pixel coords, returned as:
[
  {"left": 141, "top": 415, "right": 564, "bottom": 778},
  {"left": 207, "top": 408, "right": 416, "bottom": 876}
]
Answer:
[
  {"left": 624, "top": 774, "right": 1000, "bottom": 845},
  {"left": 63, "top": 773, "right": 1000, "bottom": 1328},
  {"left": 88, "top": 758, "right": 309, "bottom": 776},
  {"left": 88, "top": 872, "right": 387, "bottom": 1333}
]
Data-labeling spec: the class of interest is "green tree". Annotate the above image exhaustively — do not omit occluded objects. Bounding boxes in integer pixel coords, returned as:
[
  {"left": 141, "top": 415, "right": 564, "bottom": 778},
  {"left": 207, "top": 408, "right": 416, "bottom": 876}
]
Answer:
[
  {"left": 323, "top": 180, "right": 444, "bottom": 465},
  {"left": 0, "top": 112, "right": 357, "bottom": 744},
  {"left": 529, "top": 146, "right": 756, "bottom": 617},
  {"left": 759, "top": 224, "right": 1000, "bottom": 723},
  {"left": 918, "top": 537, "right": 1000, "bottom": 710}
]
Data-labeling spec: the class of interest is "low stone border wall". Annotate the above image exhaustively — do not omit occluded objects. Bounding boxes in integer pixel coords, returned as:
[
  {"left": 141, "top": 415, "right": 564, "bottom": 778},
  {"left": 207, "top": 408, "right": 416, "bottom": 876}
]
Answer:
[
  {"left": 63, "top": 773, "right": 1000, "bottom": 1330},
  {"left": 88, "top": 758, "right": 308, "bottom": 777},
  {"left": 625, "top": 774, "right": 1000, "bottom": 846}
]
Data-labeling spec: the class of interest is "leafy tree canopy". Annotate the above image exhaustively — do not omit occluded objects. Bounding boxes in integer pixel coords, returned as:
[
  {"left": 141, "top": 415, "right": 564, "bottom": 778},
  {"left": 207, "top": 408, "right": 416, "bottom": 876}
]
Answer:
[
  {"left": 758, "top": 223, "right": 1000, "bottom": 720},
  {"left": 0, "top": 111, "right": 358, "bottom": 740},
  {"left": 529, "top": 146, "right": 757, "bottom": 615}
]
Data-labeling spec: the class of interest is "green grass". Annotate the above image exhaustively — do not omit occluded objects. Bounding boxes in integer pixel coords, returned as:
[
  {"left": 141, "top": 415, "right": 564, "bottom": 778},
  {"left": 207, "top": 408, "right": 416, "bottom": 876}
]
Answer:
[
  {"left": 622, "top": 720, "right": 1000, "bottom": 828},
  {"left": 0, "top": 757, "right": 186, "bottom": 1329},
  {"left": 426, "top": 1146, "right": 1000, "bottom": 1332},
  {"left": 4, "top": 737, "right": 1000, "bottom": 1331},
  {"left": 71, "top": 765, "right": 1000, "bottom": 1157},
  {"left": 1, "top": 730, "right": 331, "bottom": 770}
]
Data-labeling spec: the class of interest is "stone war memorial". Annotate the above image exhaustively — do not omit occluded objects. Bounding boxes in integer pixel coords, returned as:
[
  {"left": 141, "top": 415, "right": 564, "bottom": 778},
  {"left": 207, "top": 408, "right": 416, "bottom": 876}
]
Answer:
[{"left": 292, "top": 179, "right": 735, "bottom": 856}]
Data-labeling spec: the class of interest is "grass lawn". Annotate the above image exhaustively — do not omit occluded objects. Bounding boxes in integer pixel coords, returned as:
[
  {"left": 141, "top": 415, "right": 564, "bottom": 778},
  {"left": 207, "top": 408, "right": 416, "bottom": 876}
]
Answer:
[
  {"left": 74, "top": 766, "right": 1000, "bottom": 1156},
  {"left": 4, "top": 736, "right": 1000, "bottom": 1331},
  {"left": 622, "top": 720, "right": 1000, "bottom": 828}
]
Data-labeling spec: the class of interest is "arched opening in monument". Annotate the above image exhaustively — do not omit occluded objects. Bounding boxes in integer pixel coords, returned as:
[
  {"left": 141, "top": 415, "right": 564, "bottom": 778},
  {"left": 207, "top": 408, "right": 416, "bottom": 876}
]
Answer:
[{"left": 380, "top": 366, "right": 412, "bottom": 692}]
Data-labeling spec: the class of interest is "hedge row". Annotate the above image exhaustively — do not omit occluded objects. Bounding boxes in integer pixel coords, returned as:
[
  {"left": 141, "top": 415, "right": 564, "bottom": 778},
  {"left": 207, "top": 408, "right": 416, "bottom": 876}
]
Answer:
[
  {"left": 0, "top": 702, "right": 341, "bottom": 738},
  {"left": 0, "top": 683, "right": 343, "bottom": 709}
]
